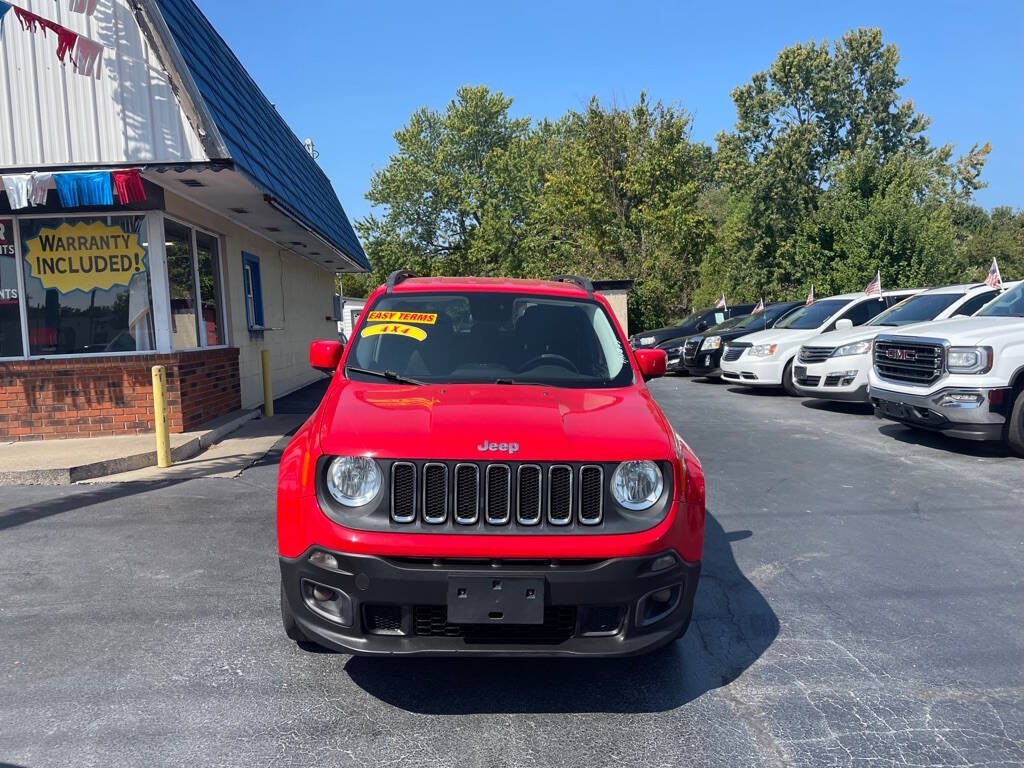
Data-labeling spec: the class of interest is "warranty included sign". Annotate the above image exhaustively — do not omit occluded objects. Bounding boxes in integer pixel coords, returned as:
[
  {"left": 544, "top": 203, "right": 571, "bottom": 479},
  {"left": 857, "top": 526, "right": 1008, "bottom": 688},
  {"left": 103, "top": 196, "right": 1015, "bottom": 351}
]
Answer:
[{"left": 25, "top": 220, "right": 146, "bottom": 294}]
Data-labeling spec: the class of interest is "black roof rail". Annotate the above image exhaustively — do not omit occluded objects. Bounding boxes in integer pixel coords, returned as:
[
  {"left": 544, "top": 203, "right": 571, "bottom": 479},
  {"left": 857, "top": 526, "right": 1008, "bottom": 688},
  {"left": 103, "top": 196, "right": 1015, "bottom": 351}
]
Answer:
[
  {"left": 551, "top": 274, "right": 594, "bottom": 297},
  {"left": 385, "top": 269, "right": 417, "bottom": 293}
]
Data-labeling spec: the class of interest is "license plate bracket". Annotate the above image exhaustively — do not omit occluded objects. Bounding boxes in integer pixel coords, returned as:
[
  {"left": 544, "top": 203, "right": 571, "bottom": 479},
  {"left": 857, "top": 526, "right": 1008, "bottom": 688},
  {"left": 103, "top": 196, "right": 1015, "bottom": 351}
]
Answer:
[{"left": 446, "top": 576, "right": 545, "bottom": 624}]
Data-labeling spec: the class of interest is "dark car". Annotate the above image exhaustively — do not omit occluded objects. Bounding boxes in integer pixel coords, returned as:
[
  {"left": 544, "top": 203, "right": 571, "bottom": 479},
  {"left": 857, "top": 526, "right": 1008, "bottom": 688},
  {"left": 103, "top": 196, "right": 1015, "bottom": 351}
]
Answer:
[
  {"left": 629, "top": 304, "right": 756, "bottom": 350},
  {"left": 673, "top": 302, "right": 804, "bottom": 378},
  {"left": 659, "top": 315, "right": 750, "bottom": 373}
]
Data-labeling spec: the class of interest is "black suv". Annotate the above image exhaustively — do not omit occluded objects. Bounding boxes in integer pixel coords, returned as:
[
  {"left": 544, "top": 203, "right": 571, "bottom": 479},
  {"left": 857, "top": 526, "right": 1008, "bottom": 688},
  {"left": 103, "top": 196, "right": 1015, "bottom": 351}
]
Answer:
[
  {"left": 670, "top": 302, "right": 803, "bottom": 378},
  {"left": 629, "top": 304, "right": 756, "bottom": 350}
]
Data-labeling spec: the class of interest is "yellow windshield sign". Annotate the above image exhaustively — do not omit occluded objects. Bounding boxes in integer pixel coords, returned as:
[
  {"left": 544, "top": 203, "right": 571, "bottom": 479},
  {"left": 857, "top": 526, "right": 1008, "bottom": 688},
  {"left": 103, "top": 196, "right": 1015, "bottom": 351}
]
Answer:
[
  {"left": 25, "top": 220, "right": 146, "bottom": 294},
  {"left": 366, "top": 311, "right": 437, "bottom": 325},
  {"left": 360, "top": 322, "right": 428, "bottom": 341}
]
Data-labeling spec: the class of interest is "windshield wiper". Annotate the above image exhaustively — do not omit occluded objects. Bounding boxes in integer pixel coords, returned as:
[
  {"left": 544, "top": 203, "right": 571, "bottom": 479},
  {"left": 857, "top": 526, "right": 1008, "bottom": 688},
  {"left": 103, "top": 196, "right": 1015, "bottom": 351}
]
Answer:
[{"left": 345, "top": 366, "right": 426, "bottom": 386}]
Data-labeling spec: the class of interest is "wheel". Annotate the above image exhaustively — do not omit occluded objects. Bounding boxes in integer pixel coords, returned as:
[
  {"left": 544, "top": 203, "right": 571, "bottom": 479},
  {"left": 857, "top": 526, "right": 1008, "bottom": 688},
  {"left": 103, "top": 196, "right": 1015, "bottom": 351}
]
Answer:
[
  {"left": 782, "top": 359, "right": 800, "bottom": 397},
  {"left": 1005, "top": 387, "right": 1024, "bottom": 457},
  {"left": 281, "top": 580, "right": 309, "bottom": 643}
]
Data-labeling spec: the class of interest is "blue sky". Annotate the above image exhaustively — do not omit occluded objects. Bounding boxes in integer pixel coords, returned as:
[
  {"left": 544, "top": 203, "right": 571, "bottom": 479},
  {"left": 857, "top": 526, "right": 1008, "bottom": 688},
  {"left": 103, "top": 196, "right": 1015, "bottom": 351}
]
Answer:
[{"left": 200, "top": 0, "right": 1023, "bottom": 226}]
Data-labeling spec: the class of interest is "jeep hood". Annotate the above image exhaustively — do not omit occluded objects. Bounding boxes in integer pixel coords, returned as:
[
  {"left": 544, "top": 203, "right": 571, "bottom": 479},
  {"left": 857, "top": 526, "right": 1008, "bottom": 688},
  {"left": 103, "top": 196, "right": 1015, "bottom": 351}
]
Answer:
[
  {"left": 883, "top": 316, "right": 1024, "bottom": 346},
  {"left": 317, "top": 381, "right": 676, "bottom": 462}
]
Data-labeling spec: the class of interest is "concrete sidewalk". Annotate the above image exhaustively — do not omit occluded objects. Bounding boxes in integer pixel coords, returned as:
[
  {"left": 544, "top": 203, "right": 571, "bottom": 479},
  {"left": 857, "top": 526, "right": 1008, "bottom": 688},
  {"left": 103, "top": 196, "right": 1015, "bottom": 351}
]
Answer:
[
  {"left": 81, "top": 413, "right": 305, "bottom": 483},
  {"left": 0, "top": 409, "right": 259, "bottom": 485}
]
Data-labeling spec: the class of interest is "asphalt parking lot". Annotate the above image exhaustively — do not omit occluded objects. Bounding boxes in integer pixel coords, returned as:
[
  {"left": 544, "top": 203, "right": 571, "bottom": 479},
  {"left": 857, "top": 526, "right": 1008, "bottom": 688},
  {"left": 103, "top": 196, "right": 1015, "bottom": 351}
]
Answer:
[{"left": 2, "top": 376, "right": 1023, "bottom": 768}]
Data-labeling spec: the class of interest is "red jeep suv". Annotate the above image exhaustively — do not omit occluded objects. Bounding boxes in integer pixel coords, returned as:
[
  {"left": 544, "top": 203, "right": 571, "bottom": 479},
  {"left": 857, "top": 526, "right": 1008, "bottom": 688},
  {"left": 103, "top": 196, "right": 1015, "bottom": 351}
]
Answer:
[{"left": 277, "top": 272, "right": 706, "bottom": 656}]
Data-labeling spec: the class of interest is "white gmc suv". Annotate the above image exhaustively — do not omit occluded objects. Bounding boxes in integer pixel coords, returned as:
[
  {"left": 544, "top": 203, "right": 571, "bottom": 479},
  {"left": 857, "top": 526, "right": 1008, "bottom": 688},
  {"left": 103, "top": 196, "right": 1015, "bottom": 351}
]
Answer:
[
  {"left": 720, "top": 289, "right": 919, "bottom": 395},
  {"left": 793, "top": 283, "right": 1006, "bottom": 402},
  {"left": 869, "top": 281, "right": 1024, "bottom": 456}
]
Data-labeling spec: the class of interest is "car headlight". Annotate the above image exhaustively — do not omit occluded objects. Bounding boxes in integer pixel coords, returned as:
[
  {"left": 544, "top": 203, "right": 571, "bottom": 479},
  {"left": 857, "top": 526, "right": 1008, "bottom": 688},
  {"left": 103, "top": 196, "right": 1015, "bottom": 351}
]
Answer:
[
  {"left": 325, "top": 456, "right": 382, "bottom": 506},
  {"left": 748, "top": 343, "right": 778, "bottom": 358},
  {"left": 947, "top": 346, "right": 992, "bottom": 374},
  {"left": 611, "top": 460, "right": 664, "bottom": 511},
  {"left": 702, "top": 336, "right": 722, "bottom": 351},
  {"left": 832, "top": 340, "right": 872, "bottom": 357},
  {"left": 639, "top": 336, "right": 655, "bottom": 346},
  {"left": 665, "top": 346, "right": 683, "bottom": 356}
]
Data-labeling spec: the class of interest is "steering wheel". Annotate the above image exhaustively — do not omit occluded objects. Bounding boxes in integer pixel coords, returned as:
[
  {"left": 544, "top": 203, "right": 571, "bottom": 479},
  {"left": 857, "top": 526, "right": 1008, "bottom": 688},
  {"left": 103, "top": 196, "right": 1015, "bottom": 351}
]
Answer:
[{"left": 518, "top": 354, "right": 579, "bottom": 373}]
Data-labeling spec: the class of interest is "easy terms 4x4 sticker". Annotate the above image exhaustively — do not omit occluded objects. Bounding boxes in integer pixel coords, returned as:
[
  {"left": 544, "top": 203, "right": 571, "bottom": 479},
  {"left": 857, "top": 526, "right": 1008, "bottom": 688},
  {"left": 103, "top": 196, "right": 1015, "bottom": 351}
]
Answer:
[
  {"left": 366, "top": 311, "right": 437, "bottom": 324},
  {"left": 360, "top": 322, "right": 427, "bottom": 341}
]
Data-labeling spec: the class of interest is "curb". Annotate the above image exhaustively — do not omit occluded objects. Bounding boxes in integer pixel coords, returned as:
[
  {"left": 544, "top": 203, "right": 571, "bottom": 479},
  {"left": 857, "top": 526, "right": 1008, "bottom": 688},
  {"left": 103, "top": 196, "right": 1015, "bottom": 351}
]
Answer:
[{"left": 0, "top": 409, "right": 260, "bottom": 486}]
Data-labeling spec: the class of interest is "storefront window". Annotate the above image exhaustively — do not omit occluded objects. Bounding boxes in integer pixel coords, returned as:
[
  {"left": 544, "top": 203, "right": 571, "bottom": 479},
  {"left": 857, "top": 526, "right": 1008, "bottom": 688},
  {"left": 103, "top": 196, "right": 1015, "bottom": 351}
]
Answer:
[
  {"left": 166, "top": 219, "right": 200, "bottom": 350},
  {"left": 21, "top": 215, "right": 155, "bottom": 355},
  {"left": 196, "top": 231, "right": 224, "bottom": 345},
  {"left": 0, "top": 218, "right": 23, "bottom": 358}
]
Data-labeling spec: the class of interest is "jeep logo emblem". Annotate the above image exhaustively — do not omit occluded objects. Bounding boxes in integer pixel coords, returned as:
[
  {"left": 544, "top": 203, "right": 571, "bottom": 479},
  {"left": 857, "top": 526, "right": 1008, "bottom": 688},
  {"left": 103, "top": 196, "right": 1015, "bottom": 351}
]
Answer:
[
  {"left": 886, "top": 348, "right": 916, "bottom": 361},
  {"left": 477, "top": 440, "right": 519, "bottom": 455}
]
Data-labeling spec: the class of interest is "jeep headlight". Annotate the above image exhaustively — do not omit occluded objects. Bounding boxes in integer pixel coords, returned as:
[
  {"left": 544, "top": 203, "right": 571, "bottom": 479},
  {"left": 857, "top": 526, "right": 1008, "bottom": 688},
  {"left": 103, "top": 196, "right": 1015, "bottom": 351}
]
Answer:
[
  {"left": 748, "top": 343, "right": 778, "bottom": 358},
  {"left": 325, "top": 456, "right": 382, "bottom": 507},
  {"left": 611, "top": 460, "right": 663, "bottom": 511},
  {"left": 832, "top": 340, "right": 872, "bottom": 357},
  {"left": 947, "top": 346, "right": 992, "bottom": 374},
  {"left": 702, "top": 336, "right": 722, "bottom": 351}
]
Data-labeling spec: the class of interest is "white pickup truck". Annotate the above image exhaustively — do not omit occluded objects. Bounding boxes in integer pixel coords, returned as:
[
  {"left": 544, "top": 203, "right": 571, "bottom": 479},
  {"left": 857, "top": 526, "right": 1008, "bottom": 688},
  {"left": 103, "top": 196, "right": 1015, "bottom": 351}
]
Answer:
[
  {"left": 793, "top": 283, "right": 1006, "bottom": 402},
  {"left": 869, "top": 281, "right": 1024, "bottom": 456}
]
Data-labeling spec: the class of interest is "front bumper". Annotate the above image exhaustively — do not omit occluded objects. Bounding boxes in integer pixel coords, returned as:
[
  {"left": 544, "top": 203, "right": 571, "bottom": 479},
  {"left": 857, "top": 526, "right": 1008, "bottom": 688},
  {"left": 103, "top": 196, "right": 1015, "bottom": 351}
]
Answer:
[
  {"left": 720, "top": 355, "right": 787, "bottom": 386},
  {"left": 870, "top": 384, "right": 1008, "bottom": 441},
  {"left": 792, "top": 357, "right": 870, "bottom": 402},
  {"left": 683, "top": 347, "right": 722, "bottom": 377},
  {"left": 281, "top": 548, "right": 700, "bottom": 657}
]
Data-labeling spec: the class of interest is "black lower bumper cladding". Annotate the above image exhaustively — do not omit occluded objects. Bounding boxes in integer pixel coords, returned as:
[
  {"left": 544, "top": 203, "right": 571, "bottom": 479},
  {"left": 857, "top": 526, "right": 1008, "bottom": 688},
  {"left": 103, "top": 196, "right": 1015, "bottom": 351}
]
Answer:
[{"left": 280, "top": 549, "right": 700, "bottom": 656}]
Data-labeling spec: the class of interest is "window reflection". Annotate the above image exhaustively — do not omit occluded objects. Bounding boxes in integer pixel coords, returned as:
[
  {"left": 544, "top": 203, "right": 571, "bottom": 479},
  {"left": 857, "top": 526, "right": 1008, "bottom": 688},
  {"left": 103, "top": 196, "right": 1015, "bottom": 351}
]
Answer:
[{"left": 165, "top": 219, "right": 199, "bottom": 350}]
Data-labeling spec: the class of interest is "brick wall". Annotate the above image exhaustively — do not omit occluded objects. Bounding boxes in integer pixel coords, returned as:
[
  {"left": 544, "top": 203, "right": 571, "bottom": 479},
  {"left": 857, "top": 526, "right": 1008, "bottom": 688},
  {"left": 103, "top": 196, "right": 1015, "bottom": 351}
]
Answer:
[{"left": 0, "top": 348, "right": 240, "bottom": 441}]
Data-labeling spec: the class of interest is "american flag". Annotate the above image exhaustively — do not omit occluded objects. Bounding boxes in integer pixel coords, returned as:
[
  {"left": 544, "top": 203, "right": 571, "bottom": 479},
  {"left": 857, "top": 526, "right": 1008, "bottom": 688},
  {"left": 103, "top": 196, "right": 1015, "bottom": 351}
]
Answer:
[
  {"left": 984, "top": 258, "right": 1003, "bottom": 289},
  {"left": 805, "top": 285, "right": 815, "bottom": 306},
  {"left": 714, "top": 294, "right": 727, "bottom": 309},
  {"left": 864, "top": 270, "right": 882, "bottom": 297},
  {"left": 752, "top": 297, "right": 764, "bottom": 314}
]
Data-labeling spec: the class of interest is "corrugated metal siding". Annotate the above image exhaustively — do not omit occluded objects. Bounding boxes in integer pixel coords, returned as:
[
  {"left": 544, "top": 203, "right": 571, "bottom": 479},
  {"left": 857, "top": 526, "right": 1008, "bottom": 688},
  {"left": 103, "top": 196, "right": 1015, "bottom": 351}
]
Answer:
[{"left": 0, "top": 0, "right": 207, "bottom": 167}]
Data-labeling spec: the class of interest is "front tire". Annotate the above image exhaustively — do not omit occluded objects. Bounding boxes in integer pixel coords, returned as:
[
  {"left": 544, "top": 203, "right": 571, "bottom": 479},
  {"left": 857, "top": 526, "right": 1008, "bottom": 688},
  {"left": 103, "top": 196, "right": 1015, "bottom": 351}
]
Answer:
[
  {"left": 1005, "top": 387, "right": 1024, "bottom": 457},
  {"left": 782, "top": 359, "right": 800, "bottom": 397}
]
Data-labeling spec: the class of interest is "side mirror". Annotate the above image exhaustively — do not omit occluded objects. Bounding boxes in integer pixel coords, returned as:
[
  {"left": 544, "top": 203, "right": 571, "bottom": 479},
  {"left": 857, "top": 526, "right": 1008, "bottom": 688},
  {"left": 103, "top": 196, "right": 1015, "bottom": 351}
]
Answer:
[
  {"left": 696, "top": 321, "right": 708, "bottom": 332},
  {"left": 635, "top": 348, "right": 667, "bottom": 381},
  {"left": 835, "top": 319, "right": 854, "bottom": 330},
  {"left": 309, "top": 340, "right": 343, "bottom": 373}
]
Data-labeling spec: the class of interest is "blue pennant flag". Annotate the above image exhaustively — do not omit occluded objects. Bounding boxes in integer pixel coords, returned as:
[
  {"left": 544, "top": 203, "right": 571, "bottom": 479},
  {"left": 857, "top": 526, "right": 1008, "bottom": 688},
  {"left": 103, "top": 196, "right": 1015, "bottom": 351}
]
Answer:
[{"left": 0, "top": 2, "right": 12, "bottom": 37}]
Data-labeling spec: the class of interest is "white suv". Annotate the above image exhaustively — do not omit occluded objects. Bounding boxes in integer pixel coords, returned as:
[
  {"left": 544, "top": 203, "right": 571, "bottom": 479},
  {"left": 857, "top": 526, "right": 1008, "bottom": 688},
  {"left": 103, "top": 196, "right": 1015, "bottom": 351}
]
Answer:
[
  {"left": 793, "top": 283, "right": 1006, "bottom": 402},
  {"left": 720, "top": 289, "right": 919, "bottom": 395},
  {"left": 869, "top": 281, "right": 1024, "bottom": 456}
]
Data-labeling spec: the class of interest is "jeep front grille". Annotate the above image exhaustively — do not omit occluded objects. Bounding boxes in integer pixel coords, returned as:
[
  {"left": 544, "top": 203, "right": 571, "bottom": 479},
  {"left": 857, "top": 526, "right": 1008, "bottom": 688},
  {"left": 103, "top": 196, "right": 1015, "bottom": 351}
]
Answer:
[
  {"left": 388, "top": 460, "right": 607, "bottom": 529},
  {"left": 874, "top": 339, "right": 945, "bottom": 385}
]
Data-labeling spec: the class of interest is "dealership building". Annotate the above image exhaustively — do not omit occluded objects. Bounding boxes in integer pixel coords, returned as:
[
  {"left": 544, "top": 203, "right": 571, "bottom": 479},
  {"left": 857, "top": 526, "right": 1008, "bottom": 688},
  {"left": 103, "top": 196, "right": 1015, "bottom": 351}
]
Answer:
[{"left": 0, "top": 0, "right": 369, "bottom": 439}]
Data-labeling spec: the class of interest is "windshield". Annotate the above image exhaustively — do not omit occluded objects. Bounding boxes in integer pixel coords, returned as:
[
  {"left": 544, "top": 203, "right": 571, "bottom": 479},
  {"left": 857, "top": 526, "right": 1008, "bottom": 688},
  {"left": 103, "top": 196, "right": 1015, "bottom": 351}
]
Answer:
[
  {"left": 707, "top": 315, "right": 749, "bottom": 333},
  {"left": 868, "top": 293, "right": 960, "bottom": 326},
  {"left": 733, "top": 304, "right": 794, "bottom": 329},
  {"left": 978, "top": 283, "right": 1024, "bottom": 317},
  {"left": 346, "top": 291, "right": 634, "bottom": 387},
  {"left": 774, "top": 299, "right": 849, "bottom": 330}
]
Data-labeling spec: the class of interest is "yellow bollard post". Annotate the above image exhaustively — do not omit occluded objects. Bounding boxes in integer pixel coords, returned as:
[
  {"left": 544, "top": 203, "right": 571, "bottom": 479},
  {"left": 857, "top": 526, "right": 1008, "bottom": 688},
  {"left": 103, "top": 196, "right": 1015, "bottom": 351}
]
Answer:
[
  {"left": 261, "top": 348, "right": 274, "bottom": 417},
  {"left": 151, "top": 365, "right": 172, "bottom": 468}
]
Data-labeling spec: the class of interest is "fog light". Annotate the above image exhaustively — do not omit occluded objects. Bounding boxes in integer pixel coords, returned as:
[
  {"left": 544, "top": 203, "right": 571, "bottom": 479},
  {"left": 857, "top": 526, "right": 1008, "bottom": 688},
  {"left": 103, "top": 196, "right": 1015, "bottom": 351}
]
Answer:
[
  {"left": 301, "top": 579, "right": 352, "bottom": 626},
  {"left": 650, "top": 588, "right": 673, "bottom": 603},
  {"left": 935, "top": 391, "right": 984, "bottom": 407},
  {"left": 309, "top": 551, "right": 339, "bottom": 569},
  {"left": 636, "top": 584, "right": 683, "bottom": 627},
  {"left": 312, "top": 585, "right": 335, "bottom": 602}
]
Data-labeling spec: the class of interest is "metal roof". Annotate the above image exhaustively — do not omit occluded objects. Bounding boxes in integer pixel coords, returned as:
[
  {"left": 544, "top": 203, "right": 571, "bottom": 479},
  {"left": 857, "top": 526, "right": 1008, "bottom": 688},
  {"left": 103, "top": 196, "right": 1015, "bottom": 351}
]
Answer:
[{"left": 148, "top": 0, "right": 369, "bottom": 271}]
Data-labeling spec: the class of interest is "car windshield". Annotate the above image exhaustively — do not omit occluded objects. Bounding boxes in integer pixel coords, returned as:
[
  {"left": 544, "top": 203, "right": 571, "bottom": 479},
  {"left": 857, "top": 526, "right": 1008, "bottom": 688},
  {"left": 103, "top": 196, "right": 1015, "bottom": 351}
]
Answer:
[
  {"left": 773, "top": 299, "right": 849, "bottom": 330},
  {"left": 868, "top": 293, "right": 960, "bottom": 326},
  {"left": 346, "top": 291, "right": 634, "bottom": 387},
  {"left": 732, "top": 304, "right": 794, "bottom": 329},
  {"left": 978, "top": 283, "right": 1024, "bottom": 317}
]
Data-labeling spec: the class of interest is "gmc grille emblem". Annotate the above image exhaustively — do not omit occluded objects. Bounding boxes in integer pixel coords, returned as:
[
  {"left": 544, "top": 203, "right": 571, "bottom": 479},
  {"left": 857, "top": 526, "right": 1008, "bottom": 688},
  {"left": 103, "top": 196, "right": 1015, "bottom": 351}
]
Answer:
[{"left": 886, "top": 348, "right": 916, "bottom": 361}]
